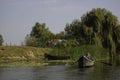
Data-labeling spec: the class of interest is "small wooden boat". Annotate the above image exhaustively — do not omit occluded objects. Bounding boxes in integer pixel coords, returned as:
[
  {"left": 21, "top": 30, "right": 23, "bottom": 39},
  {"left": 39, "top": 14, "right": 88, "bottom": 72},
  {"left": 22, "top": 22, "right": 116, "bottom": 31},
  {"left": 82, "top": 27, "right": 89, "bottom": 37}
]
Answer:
[
  {"left": 78, "top": 56, "right": 94, "bottom": 68},
  {"left": 44, "top": 53, "right": 70, "bottom": 60}
]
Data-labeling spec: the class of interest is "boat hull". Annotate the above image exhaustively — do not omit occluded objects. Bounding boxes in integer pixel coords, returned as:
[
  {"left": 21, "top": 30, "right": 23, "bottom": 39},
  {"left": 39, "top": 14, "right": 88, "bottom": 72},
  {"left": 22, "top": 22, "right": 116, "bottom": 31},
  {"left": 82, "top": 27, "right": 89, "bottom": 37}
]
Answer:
[
  {"left": 44, "top": 53, "right": 70, "bottom": 60},
  {"left": 78, "top": 56, "right": 94, "bottom": 68}
]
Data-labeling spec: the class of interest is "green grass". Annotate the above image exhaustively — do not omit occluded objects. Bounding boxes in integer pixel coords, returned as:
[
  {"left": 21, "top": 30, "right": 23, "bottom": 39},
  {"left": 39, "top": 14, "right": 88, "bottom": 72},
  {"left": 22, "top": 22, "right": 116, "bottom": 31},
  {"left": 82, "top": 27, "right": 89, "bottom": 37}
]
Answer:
[
  {"left": 49, "top": 45, "right": 109, "bottom": 61},
  {"left": 0, "top": 61, "right": 48, "bottom": 67}
]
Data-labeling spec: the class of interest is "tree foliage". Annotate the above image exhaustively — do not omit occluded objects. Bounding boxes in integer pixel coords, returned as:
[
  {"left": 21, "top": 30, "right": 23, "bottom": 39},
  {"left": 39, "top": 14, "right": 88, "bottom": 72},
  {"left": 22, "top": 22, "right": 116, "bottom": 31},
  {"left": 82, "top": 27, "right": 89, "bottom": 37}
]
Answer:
[
  {"left": 65, "top": 8, "right": 120, "bottom": 55},
  {"left": 55, "top": 31, "right": 65, "bottom": 39},
  {"left": 25, "top": 22, "right": 54, "bottom": 47},
  {"left": 0, "top": 34, "right": 3, "bottom": 45}
]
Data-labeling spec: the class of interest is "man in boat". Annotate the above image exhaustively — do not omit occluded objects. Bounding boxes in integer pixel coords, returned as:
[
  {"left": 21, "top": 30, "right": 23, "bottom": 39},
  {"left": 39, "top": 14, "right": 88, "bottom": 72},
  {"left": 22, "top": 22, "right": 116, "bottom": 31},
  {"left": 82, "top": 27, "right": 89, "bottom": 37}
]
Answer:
[
  {"left": 78, "top": 52, "right": 94, "bottom": 67},
  {"left": 84, "top": 52, "right": 94, "bottom": 61}
]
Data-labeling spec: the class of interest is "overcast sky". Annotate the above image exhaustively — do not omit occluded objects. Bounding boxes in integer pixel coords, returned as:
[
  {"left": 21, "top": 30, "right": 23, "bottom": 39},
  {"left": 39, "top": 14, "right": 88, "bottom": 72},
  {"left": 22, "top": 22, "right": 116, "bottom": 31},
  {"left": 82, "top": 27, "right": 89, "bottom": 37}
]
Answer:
[{"left": 0, "top": 0, "right": 120, "bottom": 45}]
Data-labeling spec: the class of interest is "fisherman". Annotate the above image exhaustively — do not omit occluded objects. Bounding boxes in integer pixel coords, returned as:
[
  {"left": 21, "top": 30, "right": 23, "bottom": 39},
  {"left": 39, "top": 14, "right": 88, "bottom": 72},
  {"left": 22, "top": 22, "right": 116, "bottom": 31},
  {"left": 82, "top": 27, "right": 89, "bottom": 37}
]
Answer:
[
  {"left": 77, "top": 52, "right": 94, "bottom": 68},
  {"left": 84, "top": 52, "right": 94, "bottom": 61}
]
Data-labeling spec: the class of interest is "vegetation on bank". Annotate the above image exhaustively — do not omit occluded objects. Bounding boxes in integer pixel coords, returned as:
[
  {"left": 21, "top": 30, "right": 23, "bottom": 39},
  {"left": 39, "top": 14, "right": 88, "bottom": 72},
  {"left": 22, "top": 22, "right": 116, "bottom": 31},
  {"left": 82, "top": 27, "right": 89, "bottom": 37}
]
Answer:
[
  {"left": 0, "top": 46, "right": 52, "bottom": 63},
  {"left": 0, "top": 61, "right": 49, "bottom": 67},
  {"left": 0, "top": 45, "right": 117, "bottom": 67},
  {"left": 49, "top": 45, "right": 109, "bottom": 61},
  {"left": 0, "top": 45, "right": 109, "bottom": 62}
]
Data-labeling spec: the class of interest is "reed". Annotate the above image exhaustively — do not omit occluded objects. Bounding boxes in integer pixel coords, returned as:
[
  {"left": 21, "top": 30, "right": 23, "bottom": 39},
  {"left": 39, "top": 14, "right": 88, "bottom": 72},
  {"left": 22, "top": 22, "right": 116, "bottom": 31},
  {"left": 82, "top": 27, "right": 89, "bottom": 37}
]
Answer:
[{"left": 49, "top": 45, "right": 109, "bottom": 61}]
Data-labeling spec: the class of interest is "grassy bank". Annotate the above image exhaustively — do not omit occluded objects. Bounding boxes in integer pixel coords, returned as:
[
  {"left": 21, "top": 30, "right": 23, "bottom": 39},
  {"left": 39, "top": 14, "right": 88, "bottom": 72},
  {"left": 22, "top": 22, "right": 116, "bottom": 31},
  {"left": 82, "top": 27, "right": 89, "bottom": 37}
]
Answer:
[
  {"left": 0, "top": 46, "right": 52, "bottom": 63},
  {"left": 49, "top": 45, "right": 109, "bottom": 61},
  {"left": 0, "top": 45, "right": 109, "bottom": 67}
]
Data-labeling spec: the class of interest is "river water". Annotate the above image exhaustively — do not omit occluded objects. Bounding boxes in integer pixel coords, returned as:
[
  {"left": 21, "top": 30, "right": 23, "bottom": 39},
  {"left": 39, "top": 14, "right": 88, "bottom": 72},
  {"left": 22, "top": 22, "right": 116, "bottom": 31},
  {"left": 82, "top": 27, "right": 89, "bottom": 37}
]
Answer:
[{"left": 0, "top": 61, "right": 120, "bottom": 80}]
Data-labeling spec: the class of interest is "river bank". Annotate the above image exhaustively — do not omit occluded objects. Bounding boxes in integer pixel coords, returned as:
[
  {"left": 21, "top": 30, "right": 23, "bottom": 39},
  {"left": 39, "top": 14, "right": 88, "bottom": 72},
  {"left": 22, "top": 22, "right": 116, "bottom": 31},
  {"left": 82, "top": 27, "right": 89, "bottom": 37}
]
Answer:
[
  {"left": 0, "top": 46, "right": 73, "bottom": 67},
  {"left": 0, "top": 46, "right": 52, "bottom": 63},
  {"left": 0, "top": 45, "right": 110, "bottom": 67}
]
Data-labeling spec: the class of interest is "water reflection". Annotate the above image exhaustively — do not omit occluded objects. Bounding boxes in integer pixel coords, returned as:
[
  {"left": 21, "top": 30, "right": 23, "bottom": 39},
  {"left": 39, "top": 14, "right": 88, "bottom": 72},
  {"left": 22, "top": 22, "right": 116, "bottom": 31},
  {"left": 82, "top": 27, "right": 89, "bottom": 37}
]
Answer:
[
  {"left": 0, "top": 67, "right": 35, "bottom": 80},
  {"left": 0, "top": 61, "right": 120, "bottom": 80}
]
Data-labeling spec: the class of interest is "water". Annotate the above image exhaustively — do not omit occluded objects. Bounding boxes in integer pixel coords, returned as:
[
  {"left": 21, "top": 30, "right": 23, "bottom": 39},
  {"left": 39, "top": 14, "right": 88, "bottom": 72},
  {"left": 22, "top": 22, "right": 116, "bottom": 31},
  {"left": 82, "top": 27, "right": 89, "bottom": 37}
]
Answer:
[{"left": 0, "top": 62, "right": 120, "bottom": 80}]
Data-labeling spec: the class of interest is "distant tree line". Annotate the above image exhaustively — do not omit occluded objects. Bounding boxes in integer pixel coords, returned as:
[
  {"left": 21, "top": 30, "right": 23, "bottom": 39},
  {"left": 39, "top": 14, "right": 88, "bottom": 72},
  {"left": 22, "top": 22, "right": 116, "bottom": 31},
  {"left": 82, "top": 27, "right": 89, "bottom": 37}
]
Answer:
[{"left": 25, "top": 8, "right": 120, "bottom": 57}]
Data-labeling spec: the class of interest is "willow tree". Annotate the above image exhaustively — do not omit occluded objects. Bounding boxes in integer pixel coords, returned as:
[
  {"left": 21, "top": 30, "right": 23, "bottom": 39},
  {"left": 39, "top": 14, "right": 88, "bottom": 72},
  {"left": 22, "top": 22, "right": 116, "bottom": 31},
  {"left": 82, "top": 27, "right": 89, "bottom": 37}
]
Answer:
[
  {"left": 114, "top": 25, "right": 120, "bottom": 54},
  {"left": 81, "top": 8, "right": 120, "bottom": 59}
]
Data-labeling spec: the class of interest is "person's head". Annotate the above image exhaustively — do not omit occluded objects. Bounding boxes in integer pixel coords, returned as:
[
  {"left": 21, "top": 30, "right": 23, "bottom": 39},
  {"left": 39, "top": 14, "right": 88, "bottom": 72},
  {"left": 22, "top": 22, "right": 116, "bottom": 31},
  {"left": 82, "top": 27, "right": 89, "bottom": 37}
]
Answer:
[{"left": 86, "top": 52, "right": 90, "bottom": 56}]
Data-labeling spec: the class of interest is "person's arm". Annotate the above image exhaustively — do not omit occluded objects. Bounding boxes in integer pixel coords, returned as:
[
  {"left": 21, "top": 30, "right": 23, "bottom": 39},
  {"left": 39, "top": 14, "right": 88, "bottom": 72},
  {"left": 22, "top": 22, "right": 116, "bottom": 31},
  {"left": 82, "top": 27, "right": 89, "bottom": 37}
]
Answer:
[{"left": 84, "top": 56, "right": 93, "bottom": 61}]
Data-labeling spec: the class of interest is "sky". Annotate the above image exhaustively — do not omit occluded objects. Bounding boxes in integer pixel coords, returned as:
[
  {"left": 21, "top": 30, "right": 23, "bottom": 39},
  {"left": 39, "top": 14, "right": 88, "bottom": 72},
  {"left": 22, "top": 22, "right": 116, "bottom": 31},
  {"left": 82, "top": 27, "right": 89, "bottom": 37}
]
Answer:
[{"left": 0, "top": 0, "right": 120, "bottom": 45}]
